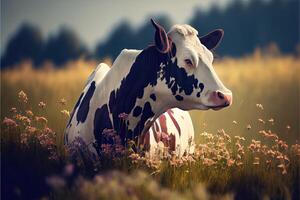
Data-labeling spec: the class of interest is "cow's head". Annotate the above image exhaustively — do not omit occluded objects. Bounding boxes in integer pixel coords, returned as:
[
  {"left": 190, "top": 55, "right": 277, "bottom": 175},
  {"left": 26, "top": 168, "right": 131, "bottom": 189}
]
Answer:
[{"left": 151, "top": 19, "right": 232, "bottom": 111}]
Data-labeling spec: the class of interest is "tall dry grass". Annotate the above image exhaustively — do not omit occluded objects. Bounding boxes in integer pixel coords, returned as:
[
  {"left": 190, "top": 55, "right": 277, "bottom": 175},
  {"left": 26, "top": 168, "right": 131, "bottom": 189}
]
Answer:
[{"left": 1, "top": 53, "right": 299, "bottom": 144}]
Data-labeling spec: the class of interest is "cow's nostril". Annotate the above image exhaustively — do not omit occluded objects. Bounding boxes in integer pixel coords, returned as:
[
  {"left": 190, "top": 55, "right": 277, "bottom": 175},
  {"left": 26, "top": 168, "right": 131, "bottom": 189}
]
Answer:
[{"left": 217, "top": 91, "right": 225, "bottom": 100}]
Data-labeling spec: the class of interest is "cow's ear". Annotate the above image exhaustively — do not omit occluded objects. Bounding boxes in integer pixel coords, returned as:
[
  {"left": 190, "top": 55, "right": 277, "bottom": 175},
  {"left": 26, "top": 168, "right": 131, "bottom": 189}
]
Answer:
[
  {"left": 199, "top": 29, "right": 224, "bottom": 50},
  {"left": 151, "top": 19, "right": 170, "bottom": 53}
]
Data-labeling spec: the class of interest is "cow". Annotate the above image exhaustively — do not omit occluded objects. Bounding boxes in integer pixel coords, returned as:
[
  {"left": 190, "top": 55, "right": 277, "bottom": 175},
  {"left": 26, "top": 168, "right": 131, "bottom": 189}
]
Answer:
[{"left": 64, "top": 19, "right": 232, "bottom": 157}]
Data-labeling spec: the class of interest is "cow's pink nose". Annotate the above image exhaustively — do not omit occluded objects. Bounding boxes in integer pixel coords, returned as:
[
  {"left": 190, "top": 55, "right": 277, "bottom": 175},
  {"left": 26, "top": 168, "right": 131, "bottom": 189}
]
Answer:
[{"left": 210, "top": 91, "right": 232, "bottom": 107}]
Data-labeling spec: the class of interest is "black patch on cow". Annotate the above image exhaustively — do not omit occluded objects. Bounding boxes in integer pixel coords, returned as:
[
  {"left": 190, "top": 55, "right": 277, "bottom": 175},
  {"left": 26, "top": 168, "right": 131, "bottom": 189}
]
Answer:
[
  {"left": 76, "top": 81, "right": 96, "bottom": 124},
  {"left": 196, "top": 92, "right": 201, "bottom": 97},
  {"left": 94, "top": 104, "right": 113, "bottom": 146},
  {"left": 199, "top": 83, "right": 204, "bottom": 91},
  {"left": 66, "top": 92, "right": 84, "bottom": 128},
  {"left": 106, "top": 47, "right": 169, "bottom": 144},
  {"left": 133, "top": 106, "right": 142, "bottom": 117},
  {"left": 150, "top": 93, "right": 156, "bottom": 101},
  {"left": 133, "top": 102, "right": 155, "bottom": 138},
  {"left": 175, "top": 95, "right": 184, "bottom": 101},
  {"left": 65, "top": 92, "right": 84, "bottom": 145},
  {"left": 161, "top": 58, "right": 204, "bottom": 100}
]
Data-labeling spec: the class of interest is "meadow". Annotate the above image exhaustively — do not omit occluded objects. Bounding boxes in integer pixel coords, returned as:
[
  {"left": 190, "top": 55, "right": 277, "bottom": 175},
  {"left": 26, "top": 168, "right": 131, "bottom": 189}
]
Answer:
[{"left": 1, "top": 50, "right": 300, "bottom": 200}]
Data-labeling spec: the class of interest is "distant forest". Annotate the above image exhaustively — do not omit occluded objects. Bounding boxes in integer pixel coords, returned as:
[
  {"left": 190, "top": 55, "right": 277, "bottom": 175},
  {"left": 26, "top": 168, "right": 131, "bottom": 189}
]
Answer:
[{"left": 1, "top": 0, "right": 299, "bottom": 68}]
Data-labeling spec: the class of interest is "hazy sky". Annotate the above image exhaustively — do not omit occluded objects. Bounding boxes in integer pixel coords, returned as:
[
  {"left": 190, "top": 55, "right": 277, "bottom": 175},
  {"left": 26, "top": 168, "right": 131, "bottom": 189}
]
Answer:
[{"left": 1, "top": 0, "right": 232, "bottom": 50}]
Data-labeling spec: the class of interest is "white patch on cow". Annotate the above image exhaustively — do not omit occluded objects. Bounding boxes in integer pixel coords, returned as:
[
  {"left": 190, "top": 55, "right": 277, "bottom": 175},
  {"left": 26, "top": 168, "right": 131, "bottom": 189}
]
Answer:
[{"left": 169, "top": 24, "right": 198, "bottom": 37}]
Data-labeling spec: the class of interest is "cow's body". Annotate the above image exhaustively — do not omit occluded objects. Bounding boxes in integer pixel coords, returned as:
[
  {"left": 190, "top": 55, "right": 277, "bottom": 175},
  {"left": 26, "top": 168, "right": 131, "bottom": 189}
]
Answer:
[
  {"left": 65, "top": 60, "right": 195, "bottom": 156},
  {"left": 64, "top": 20, "right": 232, "bottom": 158}
]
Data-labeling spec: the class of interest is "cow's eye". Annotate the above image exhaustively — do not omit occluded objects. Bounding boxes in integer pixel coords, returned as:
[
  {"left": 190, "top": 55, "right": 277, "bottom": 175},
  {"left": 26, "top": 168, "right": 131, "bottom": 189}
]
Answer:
[{"left": 184, "top": 59, "right": 193, "bottom": 67}]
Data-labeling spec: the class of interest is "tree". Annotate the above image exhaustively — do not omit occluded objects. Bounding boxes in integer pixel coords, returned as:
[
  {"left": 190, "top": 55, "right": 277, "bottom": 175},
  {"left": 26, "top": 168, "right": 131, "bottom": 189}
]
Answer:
[
  {"left": 189, "top": 0, "right": 299, "bottom": 56},
  {"left": 1, "top": 23, "right": 44, "bottom": 68},
  {"left": 95, "top": 16, "right": 173, "bottom": 60},
  {"left": 134, "top": 15, "right": 173, "bottom": 49},
  {"left": 43, "top": 26, "right": 88, "bottom": 66},
  {"left": 95, "top": 20, "right": 135, "bottom": 60}
]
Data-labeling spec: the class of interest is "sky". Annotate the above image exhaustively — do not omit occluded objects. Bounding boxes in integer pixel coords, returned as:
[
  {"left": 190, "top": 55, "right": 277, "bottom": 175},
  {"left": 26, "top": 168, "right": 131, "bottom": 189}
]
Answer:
[{"left": 1, "top": 0, "right": 232, "bottom": 50}]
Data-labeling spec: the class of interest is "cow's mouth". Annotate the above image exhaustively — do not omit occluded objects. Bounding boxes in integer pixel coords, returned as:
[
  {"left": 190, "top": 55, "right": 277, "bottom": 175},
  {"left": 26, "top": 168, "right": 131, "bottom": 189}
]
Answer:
[{"left": 206, "top": 103, "right": 230, "bottom": 111}]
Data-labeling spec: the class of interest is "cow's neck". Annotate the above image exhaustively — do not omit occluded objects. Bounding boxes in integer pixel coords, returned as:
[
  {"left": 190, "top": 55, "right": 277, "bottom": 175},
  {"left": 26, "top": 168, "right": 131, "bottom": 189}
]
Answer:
[{"left": 106, "top": 47, "right": 171, "bottom": 145}]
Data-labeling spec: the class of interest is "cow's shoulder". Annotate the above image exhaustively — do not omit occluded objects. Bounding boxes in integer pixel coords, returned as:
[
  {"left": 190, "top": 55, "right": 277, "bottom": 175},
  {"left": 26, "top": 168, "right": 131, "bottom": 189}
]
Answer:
[
  {"left": 119, "top": 49, "right": 141, "bottom": 60},
  {"left": 112, "top": 49, "right": 141, "bottom": 68},
  {"left": 86, "top": 63, "right": 110, "bottom": 86}
]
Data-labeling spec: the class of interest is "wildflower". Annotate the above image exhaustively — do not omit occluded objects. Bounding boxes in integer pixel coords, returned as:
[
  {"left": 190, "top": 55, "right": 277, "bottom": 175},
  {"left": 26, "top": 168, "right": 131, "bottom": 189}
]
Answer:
[
  {"left": 46, "top": 175, "right": 66, "bottom": 190},
  {"left": 286, "top": 125, "right": 291, "bottom": 130},
  {"left": 258, "top": 118, "right": 265, "bottom": 124},
  {"left": 146, "top": 159, "right": 161, "bottom": 169},
  {"left": 48, "top": 152, "right": 59, "bottom": 161},
  {"left": 277, "top": 164, "right": 287, "bottom": 175},
  {"left": 60, "top": 110, "right": 70, "bottom": 118},
  {"left": 253, "top": 157, "right": 260, "bottom": 165},
  {"left": 64, "top": 164, "right": 74, "bottom": 176},
  {"left": 114, "top": 144, "right": 125, "bottom": 155},
  {"left": 267, "top": 149, "right": 276, "bottom": 157},
  {"left": 260, "top": 130, "right": 279, "bottom": 140},
  {"left": 291, "top": 144, "right": 300, "bottom": 156},
  {"left": 38, "top": 131, "right": 55, "bottom": 148},
  {"left": 276, "top": 154, "right": 284, "bottom": 160},
  {"left": 15, "top": 114, "right": 31, "bottom": 125},
  {"left": 129, "top": 153, "right": 140, "bottom": 163},
  {"left": 67, "top": 137, "right": 91, "bottom": 159},
  {"left": 200, "top": 132, "right": 213, "bottom": 139},
  {"left": 35, "top": 116, "right": 48, "bottom": 126},
  {"left": 234, "top": 136, "right": 245, "bottom": 141},
  {"left": 58, "top": 98, "right": 67, "bottom": 106},
  {"left": 236, "top": 142, "right": 244, "bottom": 154},
  {"left": 232, "top": 120, "right": 238, "bottom": 124},
  {"left": 227, "top": 158, "right": 235, "bottom": 167},
  {"left": 101, "top": 144, "right": 113, "bottom": 155},
  {"left": 203, "top": 158, "right": 216, "bottom": 166},
  {"left": 20, "top": 133, "right": 28, "bottom": 145},
  {"left": 10, "top": 107, "right": 17, "bottom": 113},
  {"left": 277, "top": 140, "right": 288, "bottom": 150},
  {"left": 25, "top": 110, "right": 34, "bottom": 118},
  {"left": 186, "top": 155, "right": 195, "bottom": 163},
  {"left": 25, "top": 126, "right": 37, "bottom": 134},
  {"left": 283, "top": 155, "right": 290, "bottom": 162},
  {"left": 102, "top": 129, "right": 117, "bottom": 143},
  {"left": 246, "top": 124, "right": 251, "bottom": 130},
  {"left": 118, "top": 112, "right": 128, "bottom": 120},
  {"left": 2, "top": 117, "right": 18, "bottom": 128},
  {"left": 256, "top": 103, "right": 264, "bottom": 110},
  {"left": 18, "top": 90, "right": 28, "bottom": 103},
  {"left": 38, "top": 101, "right": 46, "bottom": 109},
  {"left": 268, "top": 118, "right": 274, "bottom": 125}
]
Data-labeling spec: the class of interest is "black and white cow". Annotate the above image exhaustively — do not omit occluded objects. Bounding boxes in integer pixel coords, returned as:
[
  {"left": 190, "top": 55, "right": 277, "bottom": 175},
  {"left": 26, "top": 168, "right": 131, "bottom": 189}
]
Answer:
[{"left": 64, "top": 19, "right": 232, "bottom": 157}]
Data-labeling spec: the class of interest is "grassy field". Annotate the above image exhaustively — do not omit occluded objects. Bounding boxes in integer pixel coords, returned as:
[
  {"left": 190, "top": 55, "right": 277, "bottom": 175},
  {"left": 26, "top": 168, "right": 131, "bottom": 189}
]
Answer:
[{"left": 1, "top": 52, "right": 300, "bottom": 199}]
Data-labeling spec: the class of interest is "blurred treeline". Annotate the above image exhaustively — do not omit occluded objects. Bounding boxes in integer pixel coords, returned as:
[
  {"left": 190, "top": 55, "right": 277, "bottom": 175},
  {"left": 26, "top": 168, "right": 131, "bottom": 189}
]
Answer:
[{"left": 1, "top": 0, "right": 299, "bottom": 68}]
